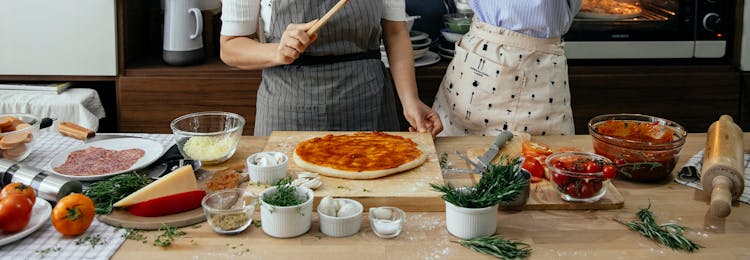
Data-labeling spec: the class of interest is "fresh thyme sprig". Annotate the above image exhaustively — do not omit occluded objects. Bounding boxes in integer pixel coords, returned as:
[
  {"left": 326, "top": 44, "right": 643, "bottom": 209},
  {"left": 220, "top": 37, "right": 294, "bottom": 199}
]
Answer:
[
  {"left": 454, "top": 235, "right": 532, "bottom": 259},
  {"left": 439, "top": 152, "right": 449, "bottom": 169},
  {"left": 84, "top": 172, "right": 151, "bottom": 214},
  {"left": 263, "top": 177, "right": 306, "bottom": 207},
  {"left": 153, "top": 225, "right": 186, "bottom": 248},
  {"left": 615, "top": 205, "right": 702, "bottom": 253},
  {"left": 431, "top": 156, "right": 527, "bottom": 208}
]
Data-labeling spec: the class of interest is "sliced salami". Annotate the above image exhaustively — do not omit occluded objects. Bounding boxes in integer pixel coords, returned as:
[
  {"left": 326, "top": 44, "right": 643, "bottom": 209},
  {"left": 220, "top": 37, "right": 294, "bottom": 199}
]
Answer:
[{"left": 54, "top": 146, "right": 146, "bottom": 176}]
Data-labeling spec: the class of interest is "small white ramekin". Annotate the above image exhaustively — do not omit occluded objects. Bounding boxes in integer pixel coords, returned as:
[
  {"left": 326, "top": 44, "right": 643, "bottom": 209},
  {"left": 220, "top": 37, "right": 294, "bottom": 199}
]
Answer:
[
  {"left": 445, "top": 201, "right": 498, "bottom": 239},
  {"left": 318, "top": 198, "right": 363, "bottom": 237},
  {"left": 246, "top": 152, "right": 288, "bottom": 184},
  {"left": 259, "top": 185, "right": 314, "bottom": 238}
]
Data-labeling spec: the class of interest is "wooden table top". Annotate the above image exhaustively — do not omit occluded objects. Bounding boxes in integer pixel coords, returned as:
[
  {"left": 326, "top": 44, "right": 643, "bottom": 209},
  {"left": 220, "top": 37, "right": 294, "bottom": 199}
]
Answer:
[{"left": 112, "top": 133, "right": 750, "bottom": 259}]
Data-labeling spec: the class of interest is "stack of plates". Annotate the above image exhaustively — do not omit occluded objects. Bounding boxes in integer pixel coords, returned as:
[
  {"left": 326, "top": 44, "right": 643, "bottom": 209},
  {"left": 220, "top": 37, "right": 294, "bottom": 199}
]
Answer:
[
  {"left": 380, "top": 30, "right": 440, "bottom": 68},
  {"left": 438, "top": 28, "right": 460, "bottom": 60}
]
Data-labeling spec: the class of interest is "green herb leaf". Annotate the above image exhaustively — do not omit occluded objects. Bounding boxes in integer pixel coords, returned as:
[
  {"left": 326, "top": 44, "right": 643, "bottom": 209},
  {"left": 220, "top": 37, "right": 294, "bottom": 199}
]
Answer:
[
  {"left": 431, "top": 156, "right": 527, "bottom": 208},
  {"left": 84, "top": 172, "right": 151, "bottom": 214},
  {"left": 153, "top": 224, "right": 186, "bottom": 248},
  {"left": 263, "top": 177, "right": 307, "bottom": 207},
  {"left": 439, "top": 152, "right": 449, "bottom": 169},
  {"left": 455, "top": 235, "right": 532, "bottom": 259},
  {"left": 615, "top": 205, "right": 702, "bottom": 253}
]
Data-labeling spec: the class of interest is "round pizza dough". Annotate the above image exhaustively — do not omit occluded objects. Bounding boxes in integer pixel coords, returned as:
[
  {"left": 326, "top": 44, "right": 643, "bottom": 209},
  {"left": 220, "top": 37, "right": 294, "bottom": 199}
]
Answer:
[{"left": 293, "top": 132, "right": 427, "bottom": 180}]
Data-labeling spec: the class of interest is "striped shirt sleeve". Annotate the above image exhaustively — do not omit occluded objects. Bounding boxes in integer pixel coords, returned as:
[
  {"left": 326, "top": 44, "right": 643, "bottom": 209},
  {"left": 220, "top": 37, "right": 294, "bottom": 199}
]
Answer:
[{"left": 221, "top": 0, "right": 261, "bottom": 36}]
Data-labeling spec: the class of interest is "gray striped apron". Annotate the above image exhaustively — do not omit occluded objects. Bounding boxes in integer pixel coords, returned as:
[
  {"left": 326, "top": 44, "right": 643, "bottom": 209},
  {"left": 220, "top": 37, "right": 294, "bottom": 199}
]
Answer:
[{"left": 254, "top": 0, "right": 400, "bottom": 136}]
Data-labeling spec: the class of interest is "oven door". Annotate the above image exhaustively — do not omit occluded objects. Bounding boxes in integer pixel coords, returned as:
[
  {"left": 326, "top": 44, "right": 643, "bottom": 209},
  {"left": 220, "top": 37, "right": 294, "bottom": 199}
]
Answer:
[{"left": 564, "top": 0, "right": 696, "bottom": 59}]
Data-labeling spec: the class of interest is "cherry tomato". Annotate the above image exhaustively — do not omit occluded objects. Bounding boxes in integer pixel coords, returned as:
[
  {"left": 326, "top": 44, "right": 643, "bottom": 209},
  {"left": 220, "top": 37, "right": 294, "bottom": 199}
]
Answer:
[
  {"left": 579, "top": 182, "right": 595, "bottom": 198},
  {"left": 553, "top": 160, "right": 565, "bottom": 170},
  {"left": 51, "top": 193, "right": 95, "bottom": 236},
  {"left": 614, "top": 158, "right": 626, "bottom": 166},
  {"left": 564, "top": 182, "right": 578, "bottom": 197},
  {"left": 552, "top": 172, "right": 569, "bottom": 186},
  {"left": 592, "top": 180, "right": 604, "bottom": 193},
  {"left": 0, "top": 193, "right": 33, "bottom": 233},
  {"left": 584, "top": 161, "right": 601, "bottom": 173},
  {"left": 1, "top": 183, "right": 36, "bottom": 204},
  {"left": 602, "top": 165, "right": 616, "bottom": 179},
  {"left": 521, "top": 141, "right": 553, "bottom": 157},
  {"left": 522, "top": 156, "right": 545, "bottom": 179}
]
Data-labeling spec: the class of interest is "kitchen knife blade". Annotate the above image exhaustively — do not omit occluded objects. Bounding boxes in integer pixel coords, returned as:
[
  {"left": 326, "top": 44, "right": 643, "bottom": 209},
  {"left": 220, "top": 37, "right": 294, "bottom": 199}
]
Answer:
[
  {"left": 455, "top": 150, "right": 484, "bottom": 172},
  {"left": 477, "top": 130, "right": 514, "bottom": 167}
]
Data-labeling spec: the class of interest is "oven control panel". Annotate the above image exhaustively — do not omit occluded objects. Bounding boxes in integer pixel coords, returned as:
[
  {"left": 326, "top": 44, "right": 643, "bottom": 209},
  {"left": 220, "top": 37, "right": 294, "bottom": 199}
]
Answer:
[{"left": 696, "top": 0, "right": 727, "bottom": 40}]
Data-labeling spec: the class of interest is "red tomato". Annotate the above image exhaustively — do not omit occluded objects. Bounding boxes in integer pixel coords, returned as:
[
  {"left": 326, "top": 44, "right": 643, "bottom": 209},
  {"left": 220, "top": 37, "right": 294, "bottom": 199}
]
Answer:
[
  {"left": 592, "top": 180, "right": 604, "bottom": 193},
  {"left": 552, "top": 172, "right": 569, "bottom": 186},
  {"left": 1, "top": 183, "right": 36, "bottom": 205},
  {"left": 522, "top": 141, "right": 553, "bottom": 157},
  {"left": 585, "top": 161, "right": 601, "bottom": 173},
  {"left": 602, "top": 165, "right": 616, "bottom": 179},
  {"left": 614, "top": 158, "right": 626, "bottom": 166},
  {"left": 522, "top": 156, "right": 545, "bottom": 179},
  {"left": 564, "top": 182, "right": 578, "bottom": 197},
  {"left": 0, "top": 194, "right": 33, "bottom": 233},
  {"left": 579, "top": 182, "right": 595, "bottom": 198}
]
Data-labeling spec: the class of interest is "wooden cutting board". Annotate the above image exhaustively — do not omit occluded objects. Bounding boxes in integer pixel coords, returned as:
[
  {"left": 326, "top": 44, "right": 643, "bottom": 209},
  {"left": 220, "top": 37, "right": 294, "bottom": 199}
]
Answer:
[
  {"left": 245, "top": 131, "right": 445, "bottom": 212},
  {"left": 465, "top": 142, "right": 625, "bottom": 210},
  {"left": 97, "top": 166, "right": 249, "bottom": 230}
]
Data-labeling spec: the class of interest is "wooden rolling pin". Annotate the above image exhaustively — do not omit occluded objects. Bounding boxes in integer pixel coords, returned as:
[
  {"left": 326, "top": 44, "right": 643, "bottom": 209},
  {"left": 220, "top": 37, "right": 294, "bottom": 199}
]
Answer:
[{"left": 701, "top": 115, "right": 745, "bottom": 218}]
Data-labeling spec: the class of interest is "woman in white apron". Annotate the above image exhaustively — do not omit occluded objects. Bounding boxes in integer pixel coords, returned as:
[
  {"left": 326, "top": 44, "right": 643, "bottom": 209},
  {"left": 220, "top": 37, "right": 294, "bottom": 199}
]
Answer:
[
  {"left": 220, "top": 0, "right": 442, "bottom": 136},
  {"left": 433, "top": 1, "right": 581, "bottom": 136}
]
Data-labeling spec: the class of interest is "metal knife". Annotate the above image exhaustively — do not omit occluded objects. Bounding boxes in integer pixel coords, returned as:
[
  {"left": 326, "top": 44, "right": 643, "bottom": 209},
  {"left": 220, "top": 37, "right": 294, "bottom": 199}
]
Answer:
[{"left": 476, "top": 130, "right": 514, "bottom": 167}]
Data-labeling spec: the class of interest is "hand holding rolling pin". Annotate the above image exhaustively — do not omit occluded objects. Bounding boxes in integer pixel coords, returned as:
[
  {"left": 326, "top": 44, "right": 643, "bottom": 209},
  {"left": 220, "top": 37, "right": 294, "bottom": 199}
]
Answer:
[{"left": 701, "top": 115, "right": 745, "bottom": 218}]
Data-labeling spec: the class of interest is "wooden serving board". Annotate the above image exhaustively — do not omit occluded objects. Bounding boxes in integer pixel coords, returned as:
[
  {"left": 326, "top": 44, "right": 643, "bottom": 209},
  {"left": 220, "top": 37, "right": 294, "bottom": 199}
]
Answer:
[
  {"left": 464, "top": 145, "right": 625, "bottom": 210},
  {"left": 245, "top": 131, "right": 445, "bottom": 212}
]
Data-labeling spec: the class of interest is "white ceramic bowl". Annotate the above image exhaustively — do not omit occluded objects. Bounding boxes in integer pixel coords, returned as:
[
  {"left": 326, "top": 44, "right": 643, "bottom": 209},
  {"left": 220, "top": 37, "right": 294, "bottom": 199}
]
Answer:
[
  {"left": 246, "top": 152, "right": 288, "bottom": 184},
  {"left": 318, "top": 199, "right": 364, "bottom": 237},
  {"left": 441, "top": 28, "right": 463, "bottom": 43},
  {"left": 413, "top": 47, "right": 430, "bottom": 60},
  {"left": 368, "top": 206, "right": 406, "bottom": 239},
  {"left": 202, "top": 188, "right": 257, "bottom": 235},
  {"left": 318, "top": 198, "right": 363, "bottom": 237},
  {"left": 445, "top": 201, "right": 498, "bottom": 239},
  {"left": 260, "top": 185, "right": 314, "bottom": 238}
]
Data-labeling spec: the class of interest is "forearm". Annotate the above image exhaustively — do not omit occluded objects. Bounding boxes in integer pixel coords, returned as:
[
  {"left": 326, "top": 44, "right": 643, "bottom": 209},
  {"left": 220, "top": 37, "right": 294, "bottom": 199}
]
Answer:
[
  {"left": 382, "top": 20, "right": 420, "bottom": 106},
  {"left": 219, "top": 35, "right": 281, "bottom": 70}
]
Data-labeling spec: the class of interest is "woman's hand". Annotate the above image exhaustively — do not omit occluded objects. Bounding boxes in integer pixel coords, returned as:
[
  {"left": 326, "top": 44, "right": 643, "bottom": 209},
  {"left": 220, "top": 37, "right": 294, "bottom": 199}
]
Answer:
[
  {"left": 275, "top": 20, "right": 319, "bottom": 65},
  {"left": 403, "top": 100, "right": 443, "bottom": 138}
]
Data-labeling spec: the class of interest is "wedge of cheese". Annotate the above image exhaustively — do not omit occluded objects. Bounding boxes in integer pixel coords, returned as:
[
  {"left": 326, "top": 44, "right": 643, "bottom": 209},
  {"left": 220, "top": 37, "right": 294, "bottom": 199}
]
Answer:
[{"left": 113, "top": 165, "right": 198, "bottom": 207}]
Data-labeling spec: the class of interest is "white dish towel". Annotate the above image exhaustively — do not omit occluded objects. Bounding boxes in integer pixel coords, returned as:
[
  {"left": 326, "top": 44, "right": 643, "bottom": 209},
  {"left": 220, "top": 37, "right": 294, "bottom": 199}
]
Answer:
[{"left": 675, "top": 149, "right": 750, "bottom": 204}]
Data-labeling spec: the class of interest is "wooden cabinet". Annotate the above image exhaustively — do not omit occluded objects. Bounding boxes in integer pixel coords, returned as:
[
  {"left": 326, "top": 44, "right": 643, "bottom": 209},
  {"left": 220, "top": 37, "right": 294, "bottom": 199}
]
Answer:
[{"left": 116, "top": 0, "right": 743, "bottom": 135}]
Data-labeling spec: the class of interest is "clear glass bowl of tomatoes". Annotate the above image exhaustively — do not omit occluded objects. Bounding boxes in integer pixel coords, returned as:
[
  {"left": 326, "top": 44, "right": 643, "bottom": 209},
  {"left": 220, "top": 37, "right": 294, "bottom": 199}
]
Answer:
[
  {"left": 545, "top": 151, "right": 616, "bottom": 203},
  {"left": 588, "top": 114, "right": 687, "bottom": 182}
]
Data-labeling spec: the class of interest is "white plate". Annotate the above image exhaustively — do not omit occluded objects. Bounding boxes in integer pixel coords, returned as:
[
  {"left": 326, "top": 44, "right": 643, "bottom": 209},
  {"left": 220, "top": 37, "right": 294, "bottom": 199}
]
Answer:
[
  {"left": 409, "top": 30, "right": 429, "bottom": 42},
  {"left": 382, "top": 51, "right": 440, "bottom": 68},
  {"left": 438, "top": 44, "right": 455, "bottom": 55},
  {"left": 438, "top": 51, "right": 454, "bottom": 61},
  {"left": 412, "top": 37, "right": 433, "bottom": 49},
  {"left": 48, "top": 138, "right": 165, "bottom": 181},
  {"left": 0, "top": 198, "right": 51, "bottom": 247}
]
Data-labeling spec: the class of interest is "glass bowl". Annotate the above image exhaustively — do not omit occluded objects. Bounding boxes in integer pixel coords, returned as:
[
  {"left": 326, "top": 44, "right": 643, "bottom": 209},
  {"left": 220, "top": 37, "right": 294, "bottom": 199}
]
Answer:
[
  {"left": 368, "top": 206, "right": 406, "bottom": 238},
  {"left": 170, "top": 111, "right": 245, "bottom": 165},
  {"left": 443, "top": 13, "right": 472, "bottom": 34},
  {"left": 588, "top": 114, "right": 687, "bottom": 182},
  {"left": 202, "top": 188, "right": 257, "bottom": 235},
  {"left": 545, "top": 152, "right": 614, "bottom": 203},
  {"left": 0, "top": 114, "right": 40, "bottom": 162}
]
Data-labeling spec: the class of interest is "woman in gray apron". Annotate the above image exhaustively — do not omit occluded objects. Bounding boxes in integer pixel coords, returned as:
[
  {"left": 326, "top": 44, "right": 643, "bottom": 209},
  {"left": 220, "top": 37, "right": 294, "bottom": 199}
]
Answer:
[{"left": 220, "top": 0, "right": 442, "bottom": 136}]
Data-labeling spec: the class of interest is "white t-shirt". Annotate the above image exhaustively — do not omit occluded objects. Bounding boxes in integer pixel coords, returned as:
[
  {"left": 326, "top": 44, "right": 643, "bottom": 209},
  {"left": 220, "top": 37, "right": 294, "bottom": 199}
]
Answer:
[{"left": 221, "top": 0, "right": 407, "bottom": 36}]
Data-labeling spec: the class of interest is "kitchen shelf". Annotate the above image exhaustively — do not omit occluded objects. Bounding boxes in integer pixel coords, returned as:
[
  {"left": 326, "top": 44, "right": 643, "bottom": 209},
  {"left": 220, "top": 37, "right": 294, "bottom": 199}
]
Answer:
[{"left": 123, "top": 56, "right": 260, "bottom": 79}]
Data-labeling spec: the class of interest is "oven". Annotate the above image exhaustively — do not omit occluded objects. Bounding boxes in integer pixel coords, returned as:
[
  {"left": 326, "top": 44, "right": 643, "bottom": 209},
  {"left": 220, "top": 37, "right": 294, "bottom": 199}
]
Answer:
[{"left": 564, "top": 0, "right": 728, "bottom": 59}]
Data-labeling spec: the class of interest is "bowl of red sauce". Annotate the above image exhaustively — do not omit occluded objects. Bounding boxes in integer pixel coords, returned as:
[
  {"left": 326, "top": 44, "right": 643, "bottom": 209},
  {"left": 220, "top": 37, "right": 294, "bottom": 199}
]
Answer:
[{"left": 588, "top": 114, "right": 687, "bottom": 182}]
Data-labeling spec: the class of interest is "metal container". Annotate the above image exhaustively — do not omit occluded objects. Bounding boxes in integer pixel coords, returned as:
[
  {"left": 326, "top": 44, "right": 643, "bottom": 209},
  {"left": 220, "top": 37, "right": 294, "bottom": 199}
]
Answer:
[{"left": 0, "top": 158, "right": 82, "bottom": 202}]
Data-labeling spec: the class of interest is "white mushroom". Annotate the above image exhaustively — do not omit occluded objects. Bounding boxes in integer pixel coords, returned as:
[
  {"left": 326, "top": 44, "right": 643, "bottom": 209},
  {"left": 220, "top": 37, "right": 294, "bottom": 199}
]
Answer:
[
  {"left": 336, "top": 201, "right": 360, "bottom": 217},
  {"left": 291, "top": 171, "right": 323, "bottom": 190},
  {"left": 370, "top": 207, "right": 393, "bottom": 220},
  {"left": 318, "top": 196, "right": 338, "bottom": 217}
]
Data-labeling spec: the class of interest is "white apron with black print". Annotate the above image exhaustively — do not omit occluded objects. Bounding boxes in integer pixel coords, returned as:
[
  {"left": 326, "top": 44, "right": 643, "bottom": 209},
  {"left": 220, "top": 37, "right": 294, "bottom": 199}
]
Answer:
[{"left": 433, "top": 19, "right": 575, "bottom": 136}]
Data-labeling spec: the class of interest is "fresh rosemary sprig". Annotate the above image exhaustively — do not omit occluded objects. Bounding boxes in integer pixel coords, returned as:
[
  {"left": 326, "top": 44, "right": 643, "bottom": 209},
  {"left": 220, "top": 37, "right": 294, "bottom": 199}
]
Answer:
[
  {"left": 431, "top": 156, "right": 527, "bottom": 208},
  {"left": 84, "top": 172, "right": 151, "bottom": 214},
  {"left": 454, "top": 235, "right": 532, "bottom": 259},
  {"left": 153, "top": 224, "right": 186, "bottom": 248},
  {"left": 263, "top": 177, "right": 306, "bottom": 207},
  {"left": 615, "top": 205, "right": 702, "bottom": 253}
]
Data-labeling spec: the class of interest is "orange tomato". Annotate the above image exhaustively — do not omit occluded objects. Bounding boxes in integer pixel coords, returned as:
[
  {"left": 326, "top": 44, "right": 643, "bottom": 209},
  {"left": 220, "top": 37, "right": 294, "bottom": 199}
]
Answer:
[
  {"left": 2, "top": 183, "right": 36, "bottom": 204},
  {"left": 51, "top": 193, "right": 95, "bottom": 236},
  {"left": 0, "top": 193, "right": 33, "bottom": 233},
  {"left": 521, "top": 141, "right": 553, "bottom": 157}
]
